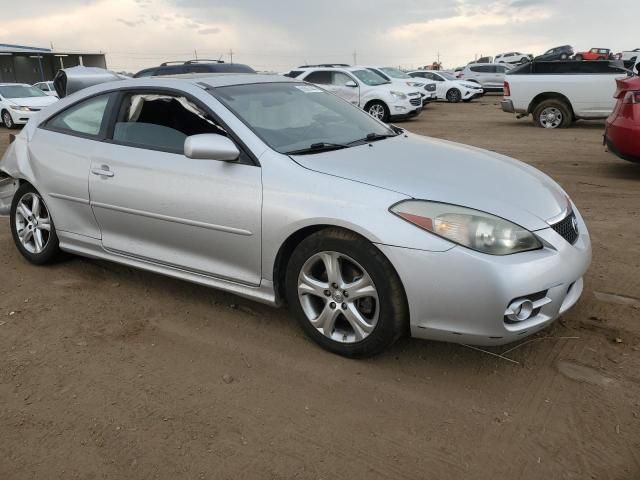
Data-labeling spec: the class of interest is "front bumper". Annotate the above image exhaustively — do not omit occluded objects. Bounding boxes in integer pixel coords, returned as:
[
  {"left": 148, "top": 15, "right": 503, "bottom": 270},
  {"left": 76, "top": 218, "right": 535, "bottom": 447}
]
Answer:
[
  {"left": 422, "top": 92, "right": 438, "bottom": 105},
  {"left": 377, "top": 211, "right": 591, "bottom": 346},
  {"left": 390, "top": 102, "right": 423, "bottom": 121},
  {"left": 463, "top": 89, "right": 484, "bottom": 101},
  {"left": 5, "top": 108, "right": 40, "bottom": 125}
]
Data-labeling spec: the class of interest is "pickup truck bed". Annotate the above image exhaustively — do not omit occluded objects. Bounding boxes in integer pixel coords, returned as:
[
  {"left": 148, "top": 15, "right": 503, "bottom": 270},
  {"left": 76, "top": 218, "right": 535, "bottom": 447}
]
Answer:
[{"left": 501, "top": 61, "right": 631, "bottom": 128}]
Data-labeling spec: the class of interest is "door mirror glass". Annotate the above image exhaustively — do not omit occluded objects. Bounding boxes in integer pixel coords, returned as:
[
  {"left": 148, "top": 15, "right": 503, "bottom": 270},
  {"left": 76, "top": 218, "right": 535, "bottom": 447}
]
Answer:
[
  {"left": 184, "top": 134, "right": 240, "bottom": 162},
  {"left": 345, "top": 80, "right": 357, "bottom": 88}
]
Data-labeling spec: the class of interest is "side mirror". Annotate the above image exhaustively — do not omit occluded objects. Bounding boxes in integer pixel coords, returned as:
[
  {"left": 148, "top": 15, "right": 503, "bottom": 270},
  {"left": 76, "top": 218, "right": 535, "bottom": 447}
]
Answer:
[
  {"left": 184, "top": 134, "right": 240, "bottom": 162},
  {"left": 345, "top": 80, "right": 358, "bottom": 88}
]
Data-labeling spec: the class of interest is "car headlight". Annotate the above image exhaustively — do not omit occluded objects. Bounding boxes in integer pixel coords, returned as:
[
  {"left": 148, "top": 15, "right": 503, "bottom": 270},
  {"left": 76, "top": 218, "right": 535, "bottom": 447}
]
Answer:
[
  {"left": 10, "top": 105, "right": 31, "bottom": 111},
  {"left": 390, "top": 200, "right": 543, "bottom": 255},
  {"left": 390, "top": 90, "right": 408, "bottom": 100},
  {"left": 406, "top": 81, "right": 423, "bottom": 88}
]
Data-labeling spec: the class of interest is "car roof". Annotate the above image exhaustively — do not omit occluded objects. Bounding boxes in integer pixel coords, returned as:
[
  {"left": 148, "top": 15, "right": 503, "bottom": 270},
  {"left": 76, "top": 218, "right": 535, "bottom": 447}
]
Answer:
[
  {"left": 0, "top": 83, "right": 31, "bottom": 87},
  {"left": 294, "top": 66, "right": 371, "bottom": 73}
]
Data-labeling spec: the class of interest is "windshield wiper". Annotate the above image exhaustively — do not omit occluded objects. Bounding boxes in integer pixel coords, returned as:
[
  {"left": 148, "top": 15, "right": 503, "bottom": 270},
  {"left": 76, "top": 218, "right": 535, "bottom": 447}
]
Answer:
[
  {"left": 347, "top": 132, "right": 397, "bottom": 145},
  {"left": 286, "top": 142, "right": 350, "bottom": 155}
]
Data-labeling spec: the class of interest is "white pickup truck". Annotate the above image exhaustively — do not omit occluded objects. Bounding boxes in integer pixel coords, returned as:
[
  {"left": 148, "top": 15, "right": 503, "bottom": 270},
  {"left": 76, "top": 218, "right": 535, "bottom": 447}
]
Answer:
[{"left": 501, "top": 60, "right": 634, "bottom": 128}]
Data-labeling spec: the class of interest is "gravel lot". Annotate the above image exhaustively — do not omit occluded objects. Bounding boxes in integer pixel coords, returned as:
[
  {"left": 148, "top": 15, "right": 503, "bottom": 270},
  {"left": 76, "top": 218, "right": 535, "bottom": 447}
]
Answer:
[{"left": 1, "top": 98, "right": 639, "bottom": 479}]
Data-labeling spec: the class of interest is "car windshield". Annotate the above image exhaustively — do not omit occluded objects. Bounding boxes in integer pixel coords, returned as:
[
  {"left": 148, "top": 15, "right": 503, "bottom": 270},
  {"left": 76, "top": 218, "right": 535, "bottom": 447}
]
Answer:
[
  {"left": 213, "top": 82, "right": 395, "bottom": 154},
  {"left": 438, "top": 72, "right": 456, "bottom": 80},
  {"left": 351, "top": 69, "right": 390, "bottom": 86},
  {"left": 0, "top": 85, "right": 48, "bottom": 98},
  {"left": 379, "top": 67, "right": 412, "bottom": 79}
]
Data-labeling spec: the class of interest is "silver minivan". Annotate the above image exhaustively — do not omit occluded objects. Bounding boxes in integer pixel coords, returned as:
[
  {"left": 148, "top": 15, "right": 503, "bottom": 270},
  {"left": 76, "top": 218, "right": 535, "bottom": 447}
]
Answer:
[{"left": 460, "top": 63, "right": 512, "bottom": 92}]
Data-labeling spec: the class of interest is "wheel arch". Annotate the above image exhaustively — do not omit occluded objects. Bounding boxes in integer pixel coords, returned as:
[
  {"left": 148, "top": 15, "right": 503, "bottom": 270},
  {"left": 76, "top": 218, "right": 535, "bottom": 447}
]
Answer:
[
  {"left": 272, "top": 223, "right": 407, "bottom": 309},
  {"left": 528, "top": 92, "right": 575, "bottom": 119}
]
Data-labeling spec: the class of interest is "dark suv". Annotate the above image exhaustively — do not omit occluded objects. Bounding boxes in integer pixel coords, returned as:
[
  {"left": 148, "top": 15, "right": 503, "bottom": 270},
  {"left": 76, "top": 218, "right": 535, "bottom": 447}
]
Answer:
[
  {"left": 133, "top": 60, "right": 256, "bottom": 78},
  {"left": 534, "top": 46, "right": 574, "bottom": 61}
]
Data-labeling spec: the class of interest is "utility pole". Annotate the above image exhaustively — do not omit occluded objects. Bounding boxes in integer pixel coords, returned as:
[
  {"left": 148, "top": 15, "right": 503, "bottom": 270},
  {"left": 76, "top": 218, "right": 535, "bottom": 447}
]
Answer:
[
  {"left": 194, "top": 49, "right": 198, "bottom": 60},
  {"left": 229, "top": 49, "right": 234, "bottom": 64},
  {"left": 353, "top": 50, "right": 357, "bottom": 65}
]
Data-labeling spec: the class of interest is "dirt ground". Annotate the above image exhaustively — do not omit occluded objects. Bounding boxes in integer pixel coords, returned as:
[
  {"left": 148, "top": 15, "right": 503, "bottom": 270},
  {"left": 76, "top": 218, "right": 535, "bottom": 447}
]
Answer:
[{"left": 1, "top": 98, "right": 639, "bottom": 480}]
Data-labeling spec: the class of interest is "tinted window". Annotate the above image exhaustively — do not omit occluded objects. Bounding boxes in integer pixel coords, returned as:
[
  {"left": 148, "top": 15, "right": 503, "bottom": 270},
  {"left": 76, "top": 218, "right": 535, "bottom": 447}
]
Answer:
[
  {"left": 47, "top": 94, "right": 111, "bottom": 136},
  {"left": 470, "top": 65, "right": 494, "bottom": 73},
  {"left": 184, "top": 64, "right": 211, "bottom": 73},
  {"left": 284, "top": 70, "right": 304, "bottom": 78},
  {"left": 496, "top": 65, "right": 508, "bottom": 73},
  {"left": 409, "top": 72, "right": 427, "bottom": 78},
  {"left": 304, "top": 71, "right": 332, "bottom": 84}
]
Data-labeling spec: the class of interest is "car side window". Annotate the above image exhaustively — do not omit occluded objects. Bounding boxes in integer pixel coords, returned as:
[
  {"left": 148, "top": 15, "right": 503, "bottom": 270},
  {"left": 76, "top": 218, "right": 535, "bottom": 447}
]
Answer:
[
  {"left": 332, "top": 72, "right": 354, "bottom": 86},
  {"left": 303, "top": 71, "right": 332, "bottom": 85},
  {"left": 46, "top": 94, "right": 112, "bottom": 137},
  {"left": 496, "top": 65, "right": 507, "bottom": 73},
  {"left": 110, "top": 92, "right": 228, "bottom": 154},
  {"left": 429, "top": 73, "right": 443, "bottom": 81}
]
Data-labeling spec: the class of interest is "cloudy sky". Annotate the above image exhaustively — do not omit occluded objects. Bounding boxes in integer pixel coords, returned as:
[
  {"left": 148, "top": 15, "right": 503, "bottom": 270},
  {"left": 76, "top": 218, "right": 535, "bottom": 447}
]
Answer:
[{"left": 2, "top": 0, "right": 638, "bottom": 72}]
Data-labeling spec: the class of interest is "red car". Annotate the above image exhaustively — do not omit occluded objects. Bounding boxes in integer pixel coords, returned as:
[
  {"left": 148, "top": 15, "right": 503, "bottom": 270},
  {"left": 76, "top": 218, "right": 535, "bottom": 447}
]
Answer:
[
  {"left": 575, "top": 48, "right": 612, "bottom": 61},
  {"left": 604, "top": 76, "right": 640, "bottom": 163}
]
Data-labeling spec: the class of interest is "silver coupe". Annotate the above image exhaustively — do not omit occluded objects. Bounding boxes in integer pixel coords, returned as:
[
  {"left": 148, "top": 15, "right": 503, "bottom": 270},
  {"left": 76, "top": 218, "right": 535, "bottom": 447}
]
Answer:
[{"left": 0, "top": 73, "right": 591, "bottom": 357}]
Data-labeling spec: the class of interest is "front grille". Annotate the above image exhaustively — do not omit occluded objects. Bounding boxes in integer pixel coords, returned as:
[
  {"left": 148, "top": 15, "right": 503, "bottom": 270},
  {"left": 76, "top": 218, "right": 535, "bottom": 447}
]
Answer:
[
  {"left": 410, "top": 98, "right": 421, "bottom": 106},
  {"left": 425, "top": 84, "right": 436, "bottom": 92},
  {"left": 550, "top": 212, "right": 579, "bottom": 245}
]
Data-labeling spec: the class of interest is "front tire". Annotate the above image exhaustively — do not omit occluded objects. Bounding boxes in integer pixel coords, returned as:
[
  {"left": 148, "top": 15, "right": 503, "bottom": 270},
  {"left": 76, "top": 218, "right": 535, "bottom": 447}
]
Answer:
[
  {"left": 365, "top": 101, "right": 390, "bottom": 123},
  {"left": 2, "top": 110, "right": 16, "bottom": 129},
  {"left": 285, "top": 228, "right": 408, "bottom": 358},
  {"left": 10, "top": 183, "right": 61, "bottom": 265},
  {"left": 533, "top": 99, "right": 572, "bottom": 129},
  {"left": 446, "top": 88, "right": 462, "bottom": 103}
]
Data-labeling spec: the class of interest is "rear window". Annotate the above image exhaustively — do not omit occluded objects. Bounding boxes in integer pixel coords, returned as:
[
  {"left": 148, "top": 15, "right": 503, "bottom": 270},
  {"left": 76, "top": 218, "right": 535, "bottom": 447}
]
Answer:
[
  {"left": 470, "top": 65, "right": 494, "bottom": 73},
  {"left": 284, "top": 70, "right": 304, "bottom": 78}
]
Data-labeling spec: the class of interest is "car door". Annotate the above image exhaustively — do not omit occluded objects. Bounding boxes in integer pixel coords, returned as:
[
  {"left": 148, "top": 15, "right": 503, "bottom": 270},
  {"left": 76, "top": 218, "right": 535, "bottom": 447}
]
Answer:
[
  {"left": 27, "top": 92, "right": 116, "bottom": 239},
  {"left": 327, "top": 71, "right": 360, "bottom": 106},
  {"left": 423, "top": 73, "right": 445, "bottom": 98},
  {"left": 88, "top": 89, "right": 263, "bottom": 285}
]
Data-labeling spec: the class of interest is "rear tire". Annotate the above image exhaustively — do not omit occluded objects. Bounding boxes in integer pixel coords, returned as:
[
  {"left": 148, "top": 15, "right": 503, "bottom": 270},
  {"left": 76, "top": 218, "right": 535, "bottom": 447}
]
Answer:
[
  {"left": 365, "top": 101, "right": 390, "bottom": 123},
  {"left": 446, "top": 88, "right": 462, "bottom": 103},
  {"left": 533, "top": 99, "right": 572, "bottom": 129},
  {"left": 285, "top": 228, "right": 408, "bottom": 358},
  {"left": 10, "top": 183, "right": 61, "bottom": 265}
]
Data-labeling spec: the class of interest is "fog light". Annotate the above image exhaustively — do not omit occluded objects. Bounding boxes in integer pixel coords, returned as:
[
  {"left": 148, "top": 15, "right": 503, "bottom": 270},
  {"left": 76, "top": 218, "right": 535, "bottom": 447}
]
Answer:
[{"left": 506, "top": 299, "right": 534, "bottom": 322}]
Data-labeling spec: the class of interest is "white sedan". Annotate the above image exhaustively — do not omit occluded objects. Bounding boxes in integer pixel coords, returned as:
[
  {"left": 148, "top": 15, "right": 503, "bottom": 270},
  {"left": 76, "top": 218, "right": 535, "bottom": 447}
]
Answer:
[
  {"left": 408, "top": 70, "right": 484, "bottom": 103},
  {"left": 33, "top": 81, "right": 59, "bottom": 97},
  {"left": 0, "top": 83, "right": 59, "bottom": 128}
]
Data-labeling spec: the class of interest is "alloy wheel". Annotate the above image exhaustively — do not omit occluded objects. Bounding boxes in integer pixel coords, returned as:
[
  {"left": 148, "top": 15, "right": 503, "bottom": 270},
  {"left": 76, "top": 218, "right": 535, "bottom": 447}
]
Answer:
[
  {"left": 539, "top": 107, "right": 563, "bottom": 128},
  {"left": 2, "top": 111, "right": 13, "bottom": 128},
  {"left": 297, "top": 251, "right": 379, "bottom": 343},
  {"left": 368, "top": 104, "right": 386, "bottom": 120},
  {"left": 14, "top": 192, "right": 51, "bottom": 254},
  {"left": 447, "top": 89, "right": 461, "bottom": 102}
]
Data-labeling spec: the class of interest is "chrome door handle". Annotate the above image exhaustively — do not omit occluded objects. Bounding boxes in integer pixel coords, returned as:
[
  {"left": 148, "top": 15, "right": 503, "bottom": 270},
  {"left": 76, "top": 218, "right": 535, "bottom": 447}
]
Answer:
[{"left": 91, "top": 167, "right": 114, "bottom": 178}]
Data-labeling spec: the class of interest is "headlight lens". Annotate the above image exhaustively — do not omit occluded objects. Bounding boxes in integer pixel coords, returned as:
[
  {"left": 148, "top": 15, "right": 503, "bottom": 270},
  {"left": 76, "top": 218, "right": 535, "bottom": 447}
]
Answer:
[
  {"left": 390, "top": 200, "right": 543, "bottom": 255},
  {"left": 406, "top": 81, "right": 423, "bottom": 88},
  {"left": 10, "top": 105, "right": 30, "bottom": 111},
  {"left": 390, "top": 90, "right": 408, "bottom": 100}
]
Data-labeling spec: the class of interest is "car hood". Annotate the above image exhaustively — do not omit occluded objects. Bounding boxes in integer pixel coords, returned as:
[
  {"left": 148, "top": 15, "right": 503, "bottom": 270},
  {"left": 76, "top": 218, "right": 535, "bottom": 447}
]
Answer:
[
  {"left": 6, "top": 96, "right": 58, "bottom": 108},
  {"left": 292, "top": 133, "right": 568, "bottom": 231}
]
